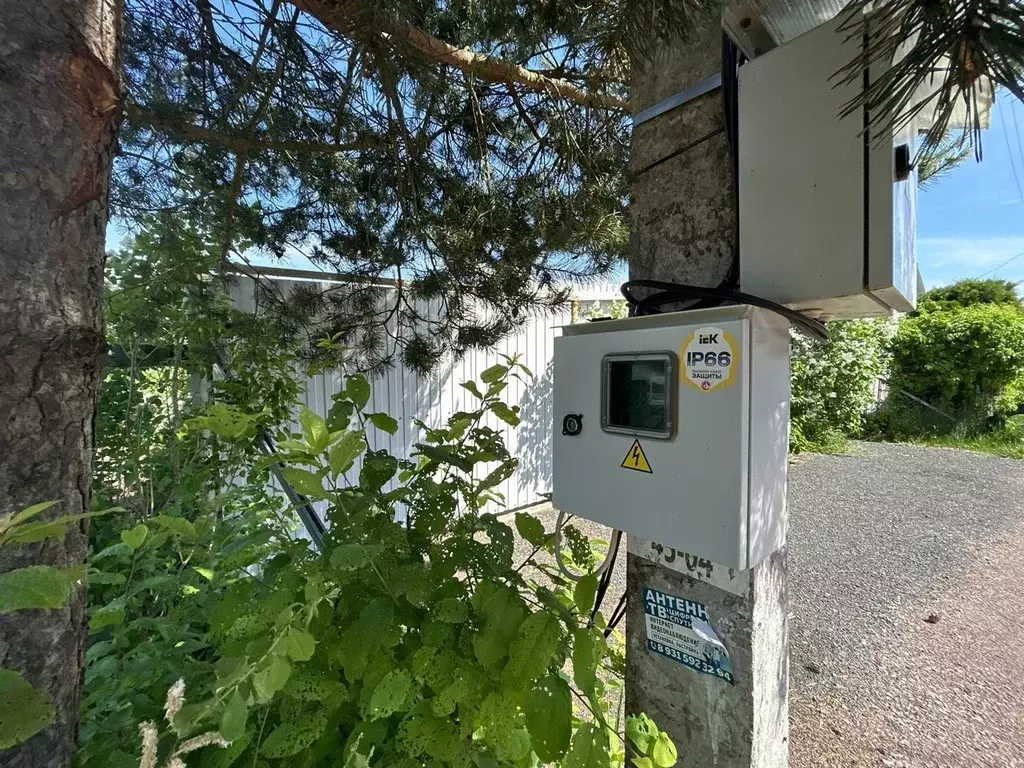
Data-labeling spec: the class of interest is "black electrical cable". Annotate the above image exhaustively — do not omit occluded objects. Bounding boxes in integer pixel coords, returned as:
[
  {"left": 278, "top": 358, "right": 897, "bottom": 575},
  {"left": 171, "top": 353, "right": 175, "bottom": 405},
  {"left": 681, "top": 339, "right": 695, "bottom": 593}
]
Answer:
[
  {"left": 604, "top": 591, "right": 627, "bottom": 637},
  {"left": 620, "top": 279, "right": 830, "bottom": 342},
  {"left": 587, "top": 529, "right": 622, "bottom": 627}
]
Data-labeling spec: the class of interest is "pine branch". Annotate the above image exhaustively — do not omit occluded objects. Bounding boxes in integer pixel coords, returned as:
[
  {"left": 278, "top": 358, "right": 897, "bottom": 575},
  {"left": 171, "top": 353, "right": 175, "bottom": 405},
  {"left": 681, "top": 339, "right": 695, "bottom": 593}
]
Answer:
[
  {"left": 287, "top": 0, "right": 629, "bottom": 110},
  {"left": 125, "top": 103, "right": 376, "bottom": 154}
]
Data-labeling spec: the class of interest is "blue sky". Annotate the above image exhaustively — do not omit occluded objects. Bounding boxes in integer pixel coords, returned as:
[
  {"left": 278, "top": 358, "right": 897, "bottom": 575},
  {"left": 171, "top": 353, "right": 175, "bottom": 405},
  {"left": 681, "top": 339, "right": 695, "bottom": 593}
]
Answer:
[{"left": 917, "top": 93, "right": 1024, "bottom": 291}]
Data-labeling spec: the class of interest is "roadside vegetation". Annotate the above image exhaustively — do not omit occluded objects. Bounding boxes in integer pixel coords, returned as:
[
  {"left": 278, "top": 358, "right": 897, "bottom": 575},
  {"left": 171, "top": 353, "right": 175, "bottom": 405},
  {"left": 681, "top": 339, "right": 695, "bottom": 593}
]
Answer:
[
  {"left": 0, "top": 231, "right": 674, "bottom": 767},
  {"left": 792, "top": 278, "right": 1024, "bottom": 458}
]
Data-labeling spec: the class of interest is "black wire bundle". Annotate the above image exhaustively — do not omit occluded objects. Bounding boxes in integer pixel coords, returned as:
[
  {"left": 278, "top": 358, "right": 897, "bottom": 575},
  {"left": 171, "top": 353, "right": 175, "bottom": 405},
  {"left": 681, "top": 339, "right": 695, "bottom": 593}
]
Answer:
[{"left": 620, "top": 279, "right": 831, "bottom": 342}]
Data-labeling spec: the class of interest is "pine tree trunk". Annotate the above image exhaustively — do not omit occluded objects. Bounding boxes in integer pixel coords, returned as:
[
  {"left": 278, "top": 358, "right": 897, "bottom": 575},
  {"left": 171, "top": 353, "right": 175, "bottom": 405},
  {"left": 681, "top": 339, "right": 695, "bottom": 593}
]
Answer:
[{"left": 0, "top": 0, "right": 120, "bottom": 765}]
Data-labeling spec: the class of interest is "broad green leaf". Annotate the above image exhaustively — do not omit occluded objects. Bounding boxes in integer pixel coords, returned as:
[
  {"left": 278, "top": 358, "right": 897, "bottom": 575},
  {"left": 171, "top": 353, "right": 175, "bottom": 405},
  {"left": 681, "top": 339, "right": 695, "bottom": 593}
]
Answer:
[
  {"left": 625, "top": 714, "right": 657, "bottom": 754},
  {"left": 433, "top": 598, "right": 468, "bottom": 624},
  {"left": 0, "top": 668, "right": 55, "bottom": 749},
  {"left": 283, "top": 668, "right": 347, "bottom": 702},
  {"left": 651, "top": 732, "right": 678, "bottom": 767},
  {"left": 328, "top": 432, "right": 365, "bottom": 476},
  {"left": 254, "top": 655, "right": 292, "bottom": 702},
  {"left": 10, "top": 501, "right": 60, "bottom": 526},
  {"left": 154, "top": 514, "right": 196, "bottom": 539},
  {"left": 485, "top": 380, "right": 507, "bottom": 399},
  {"left": 219, "top": 689, "right": 248, "bottom": 743},
  {"left": 172, "top": 702, "right": 214, "bottom": 738},
  {"left": 573, "top": 627, "right": 601, "bottom": 696},
  {"left": 286, "top": 627, "right": 316, "bottom": 662},
  {"left": 260, "top": 711, "right": 328, "bottom": 758},
  {"left": 502, "top": 611, "right": 561, "bottom": 688},
  {"left": 472, "top": 582, "right": 526, "bottom": 668},
  {"left": 564, "top": 723, "right": 611, "bottom": 768},
  {"left": 90, "top": 599, "right": 127, "bottom": 630},
  {"left": 367, "top": 669, "right": 412, "bottom": 719},
  {"left": 280, "top": 467, "right": 327, "bottom": 500},
  {"left": 299, "top": 407, "right": 329, "bottom": 453},
  {"left": 120, "top": 523, "right": 148, "bottom": 551},
  {"left": 413, "top": 444, "right": 473, "bottom": 474},
  {"left": 366, "top": 412, "right": 399, "bottom": 435},
  {"left": 480, "top": 364, "right": 507, "bottom": 384},
  {"left": 460, "top": 381, "right": 483, "bottom": 399},
  {"left": 0, "top": 566, "right": 84, "bottom": 614},
  {"left": 525, "top": 675, "right": 571, "bottom": 761},
  {"left": 632, "top": 759, "right": 656, "bottom": 768},
  {"left": 329, "top": 543, "right": 380, "bottom": 572},
  {"left": 477, "top": 462, "right": 516, "bottom": 496},
  {"left": 327, "top": 398, "right": 355, "bottom": 431},
  {"left": 186, "top": 403, "right": 256, "bottom": 440},
  {"left": 514, "top": 512, "right": 547, "bottom": 548},
  {"left": 194, "top": 567, "right": 214, "bottom": 582},
  {"left": 277, "top": 439, "right": 312, "bottom": 453},
  {"left": 346, "top": 375, "right": 371, "bottom": 409},
  {"left": 447, "top": 417, "right": 472, "bottom": 440},
  {"left": 474, "top": 692, "right": 527, "bottom": 761},
  {"left": 490, "top": 402, "right": 520, "bottom": 426},
  {"left": 6, "top": 507, "right": 117, "bottom": 544},
  {"left": 574, "top": 573, "right": 599, "bottom": 616}
]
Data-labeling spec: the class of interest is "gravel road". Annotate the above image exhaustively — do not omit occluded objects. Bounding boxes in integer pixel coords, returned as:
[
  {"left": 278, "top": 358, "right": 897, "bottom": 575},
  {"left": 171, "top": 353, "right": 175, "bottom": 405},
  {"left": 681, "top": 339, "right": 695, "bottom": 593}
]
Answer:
[{"left": 516, "top": 441, "right": 1024, "bottom": 767}]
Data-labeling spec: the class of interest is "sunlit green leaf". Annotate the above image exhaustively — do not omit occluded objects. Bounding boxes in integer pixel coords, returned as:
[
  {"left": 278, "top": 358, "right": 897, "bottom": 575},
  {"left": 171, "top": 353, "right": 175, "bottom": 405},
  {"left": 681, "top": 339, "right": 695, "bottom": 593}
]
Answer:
[
  {"left": 574, "top": 573, "right": 598, "bottom": 616},
  {"left": 0, "top": 566, "right": 84, "bottom": 614},
  {"left": 120, "top": 523, "right": 148, "bottom": 551},
  {"left": 0, "top": 668, "right": 55, "bottom": 749},
  {"left": 480, "top": 364, "right": 507, "bottom": 384},
  {"left": 286, "top": 627, "right": 316, "bottom": 662},
  {"left": 651, "top": 731, "right": 678, "bottom": 767},
  {"left": 280, "top": 467, "right": 327, "bottom": 500},
  {"left": 328, "top": 432, "right": 365, "bottom": 476},
  {"left": 300, "top": 407, "right": 329, "bottom": 453}
]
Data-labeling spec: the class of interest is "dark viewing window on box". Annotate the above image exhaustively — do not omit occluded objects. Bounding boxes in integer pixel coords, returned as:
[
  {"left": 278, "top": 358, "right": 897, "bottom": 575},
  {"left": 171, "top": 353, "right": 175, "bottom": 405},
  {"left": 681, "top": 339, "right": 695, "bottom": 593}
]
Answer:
[{"left": 601, "top": 353, "right": 677, "bottom": 439}]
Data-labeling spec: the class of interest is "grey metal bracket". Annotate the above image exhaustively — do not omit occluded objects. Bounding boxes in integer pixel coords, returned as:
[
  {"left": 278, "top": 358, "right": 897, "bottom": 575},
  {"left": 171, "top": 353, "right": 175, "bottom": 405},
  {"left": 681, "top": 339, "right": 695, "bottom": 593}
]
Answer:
[{"left": 632, "top": 72, "right": 723, "bottom": 127}]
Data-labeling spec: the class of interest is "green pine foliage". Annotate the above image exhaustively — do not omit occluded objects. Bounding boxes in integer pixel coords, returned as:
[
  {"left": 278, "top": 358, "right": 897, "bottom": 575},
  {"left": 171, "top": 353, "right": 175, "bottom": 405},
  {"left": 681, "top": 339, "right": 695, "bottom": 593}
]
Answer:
[{"left": 117, "top": 0, "right": 720, "bottom": 371}]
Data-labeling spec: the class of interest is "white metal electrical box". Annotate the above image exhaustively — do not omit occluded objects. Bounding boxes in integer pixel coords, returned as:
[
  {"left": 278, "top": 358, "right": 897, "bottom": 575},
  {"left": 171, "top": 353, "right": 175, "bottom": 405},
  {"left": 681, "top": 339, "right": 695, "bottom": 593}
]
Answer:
[
  {"left": 552, "top": 306, "right": 790, "bottom": 570},
  {"left": 738, "top": 14, "right": 917, "bottom": 318}
]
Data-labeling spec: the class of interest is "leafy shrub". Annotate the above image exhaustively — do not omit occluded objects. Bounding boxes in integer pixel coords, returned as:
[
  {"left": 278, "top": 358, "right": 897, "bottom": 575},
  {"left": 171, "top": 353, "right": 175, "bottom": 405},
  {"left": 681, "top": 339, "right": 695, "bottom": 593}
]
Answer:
[
  {"left": 77, "top": 362, "right": 671, "bottom": 768},
  {"left": 888, "top": 303, "right": 1024, "bottom": 431},
  {"left": 789, "top": 319, "right": 895, "bottom": 451},
  {"left": 994, "top": 372, "right": 1024, "bottom": 419},
  {"left": 916, "top": 278, "right": 1021, "bottom": 312}
]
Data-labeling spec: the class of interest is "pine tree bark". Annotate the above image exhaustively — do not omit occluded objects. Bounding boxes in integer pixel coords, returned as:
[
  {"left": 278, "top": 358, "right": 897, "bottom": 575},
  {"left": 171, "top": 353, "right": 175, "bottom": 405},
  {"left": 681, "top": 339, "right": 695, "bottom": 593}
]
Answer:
[{"left": 0, "top": 0, "right": 120, "bottom": 765}]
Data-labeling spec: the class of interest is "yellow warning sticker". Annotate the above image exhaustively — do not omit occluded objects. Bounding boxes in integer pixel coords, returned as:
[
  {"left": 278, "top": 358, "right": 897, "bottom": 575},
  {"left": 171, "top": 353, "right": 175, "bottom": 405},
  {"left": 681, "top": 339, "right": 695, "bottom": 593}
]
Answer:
[{"left": 620, "top": 439, "right": 653, "bottom": 474}]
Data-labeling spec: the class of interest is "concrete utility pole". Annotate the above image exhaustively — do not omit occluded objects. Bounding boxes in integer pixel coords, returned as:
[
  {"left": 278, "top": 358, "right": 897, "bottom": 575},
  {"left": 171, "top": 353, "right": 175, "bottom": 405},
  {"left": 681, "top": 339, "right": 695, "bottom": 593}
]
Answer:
[{"left": 624, "top": 17, "right": 789, "bottom": 768}]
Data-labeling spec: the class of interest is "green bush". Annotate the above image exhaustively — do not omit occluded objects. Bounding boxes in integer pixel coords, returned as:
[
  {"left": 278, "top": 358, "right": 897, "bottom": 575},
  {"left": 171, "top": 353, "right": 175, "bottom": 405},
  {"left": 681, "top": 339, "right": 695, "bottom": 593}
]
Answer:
[
  {"left": 76, "top": 363, "right": 671, "bottom": 768},
  {"left": 888, "top": 303, "right": 1024, "bottom": 431},
  {"left": 916, "top": 278, "right": 1021, "bottom": 312},
  {"left": 790, "top": 319, "right": 894, "bottom": 452}
]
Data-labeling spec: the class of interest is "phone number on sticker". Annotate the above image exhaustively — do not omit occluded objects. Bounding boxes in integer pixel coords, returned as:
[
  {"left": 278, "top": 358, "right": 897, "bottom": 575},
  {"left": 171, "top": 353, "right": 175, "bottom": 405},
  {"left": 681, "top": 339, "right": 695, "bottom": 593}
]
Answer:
[{"left": 646, "top": 639, "right": 735, "bottom": 684}]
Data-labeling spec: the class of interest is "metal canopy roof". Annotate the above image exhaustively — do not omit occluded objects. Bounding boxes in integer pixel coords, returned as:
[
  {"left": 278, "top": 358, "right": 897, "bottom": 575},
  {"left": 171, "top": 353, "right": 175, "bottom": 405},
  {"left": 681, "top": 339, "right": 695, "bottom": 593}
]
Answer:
[
  {"left": 724, "top": 0, "right": 993, "bottom": 131},
  {"left": 724, "top": 0, "right": 851, "bottom": 56}
]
